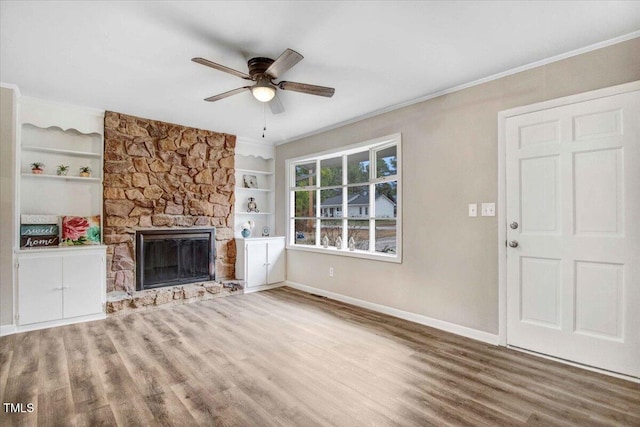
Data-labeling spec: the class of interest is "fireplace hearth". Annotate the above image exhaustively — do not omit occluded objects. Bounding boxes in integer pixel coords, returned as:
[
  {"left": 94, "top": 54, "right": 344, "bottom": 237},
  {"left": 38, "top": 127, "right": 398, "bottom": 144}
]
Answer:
[{"left": 136, "top": 228, "right": 216, "bottom": 291}]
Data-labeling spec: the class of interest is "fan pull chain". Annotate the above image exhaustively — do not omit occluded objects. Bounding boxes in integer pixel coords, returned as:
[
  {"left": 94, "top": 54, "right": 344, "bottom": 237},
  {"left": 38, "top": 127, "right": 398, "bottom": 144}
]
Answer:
[{"left": 262, "top": 103, "right": 267, "bottom": 138}]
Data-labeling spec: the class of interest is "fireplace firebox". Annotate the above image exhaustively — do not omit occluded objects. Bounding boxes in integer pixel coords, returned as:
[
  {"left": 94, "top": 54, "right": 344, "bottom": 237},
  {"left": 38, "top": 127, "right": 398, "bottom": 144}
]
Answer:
[{"left": 135, "top": 228, "right": 215, "bottom": 291}]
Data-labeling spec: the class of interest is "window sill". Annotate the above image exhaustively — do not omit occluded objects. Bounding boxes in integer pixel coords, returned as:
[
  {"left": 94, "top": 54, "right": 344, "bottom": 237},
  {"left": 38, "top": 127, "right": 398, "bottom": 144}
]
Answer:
[{"left": 286, "top": 244, "right": 401, "bottom": 263}]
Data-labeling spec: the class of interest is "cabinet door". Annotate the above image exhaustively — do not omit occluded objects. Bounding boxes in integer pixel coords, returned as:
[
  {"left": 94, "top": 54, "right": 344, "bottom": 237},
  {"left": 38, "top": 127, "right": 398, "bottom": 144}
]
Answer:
[
  {"left": 18, "top": 255, "right": 63, "bottom": 325},
  {"left": 245, "top": 242, "right": 268, "bottom": 288},
  {"left": 63, "top": 252, "right": 104, "bottom": 318},
  {"left": 267, "top": 239, "right": 285, "bottom": 284}
]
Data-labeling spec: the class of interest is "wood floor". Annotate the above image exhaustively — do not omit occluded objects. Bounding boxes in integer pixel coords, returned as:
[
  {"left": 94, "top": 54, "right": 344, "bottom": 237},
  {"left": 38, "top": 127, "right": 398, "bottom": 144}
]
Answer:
[{"left": 1, "top": 287, "right": 638, "bottom": 426}]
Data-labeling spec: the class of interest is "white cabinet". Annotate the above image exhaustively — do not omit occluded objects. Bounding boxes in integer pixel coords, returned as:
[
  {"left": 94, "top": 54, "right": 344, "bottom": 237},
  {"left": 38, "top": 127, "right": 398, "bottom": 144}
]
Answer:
[
  {"left": 236, "top": 237, "right": 285, "bottom": 290},
  {"left": 17, "top": 247, "right": 105, "bottom": 328},
  {"left": 18, "top": 255, "right": 63, "bottom": 325}
]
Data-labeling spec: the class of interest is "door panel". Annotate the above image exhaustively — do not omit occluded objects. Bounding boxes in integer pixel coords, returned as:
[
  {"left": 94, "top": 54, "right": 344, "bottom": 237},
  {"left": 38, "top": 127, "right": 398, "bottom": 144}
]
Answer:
[
  {"left": 267, "top": 238, "right": 285, "bottom": 284},
  {"left": 18, "top": 255, "right": 63, "bottom": 325},
  {"left": 573, "top": 149, "right": 622, "bottom": 235},
  {"left": 519, "top": 120, "right": 560, "bottom": 147},
  {"left": 574, "top": 261, "right": 623, "bottom": 341},
  {"left": 506, "top": 89, "right": 640, "bottom": 378},
  {"left": 520, "top": 257, "right": 562, "bottom": 328},
  {"left": 63, "top": 252, "right": 104, "bottom": 318},
  {"left": 246, "top": 242, "right": 267, "bottom": 288},
  {"left": 573, "top": 109, "right": 621, "bottom": 140},
  {"left": 520, "top": 156, "right": 560, "bottom": 234}
]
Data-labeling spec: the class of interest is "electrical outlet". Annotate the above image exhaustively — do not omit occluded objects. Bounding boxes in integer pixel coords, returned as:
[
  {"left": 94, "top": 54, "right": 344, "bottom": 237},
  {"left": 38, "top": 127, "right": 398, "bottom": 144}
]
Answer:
[
  {"left": 481, "top": 202, "right": 496, "bottom": 217},
  {"left": 329, "top": 267, "right": 334, "bottom": 277},
  {"left": 468, "top": 203, "right": 477, "bottom": 217}
]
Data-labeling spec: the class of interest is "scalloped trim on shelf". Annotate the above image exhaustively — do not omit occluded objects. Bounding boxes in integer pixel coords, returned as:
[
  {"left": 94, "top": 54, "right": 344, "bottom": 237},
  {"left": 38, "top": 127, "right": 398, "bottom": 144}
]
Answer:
[
  {"left": 21, "top": 123, "right": 102, "bottom": 137},
  {"left": 235, "top": 137, "right": 275, "bottom": 160}
]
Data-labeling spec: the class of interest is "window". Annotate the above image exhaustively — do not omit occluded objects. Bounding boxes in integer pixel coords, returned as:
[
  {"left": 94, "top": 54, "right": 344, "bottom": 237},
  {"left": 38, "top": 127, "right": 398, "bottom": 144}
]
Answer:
[{"left": 288, "top": 134, "right": 401, "bottom": 261}]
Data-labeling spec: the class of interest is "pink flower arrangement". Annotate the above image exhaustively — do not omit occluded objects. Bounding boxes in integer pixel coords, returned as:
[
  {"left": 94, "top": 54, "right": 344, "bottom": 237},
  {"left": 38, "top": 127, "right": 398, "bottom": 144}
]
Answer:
[{"left": 62, "top": 216, "right": 90, "bottom": 241}]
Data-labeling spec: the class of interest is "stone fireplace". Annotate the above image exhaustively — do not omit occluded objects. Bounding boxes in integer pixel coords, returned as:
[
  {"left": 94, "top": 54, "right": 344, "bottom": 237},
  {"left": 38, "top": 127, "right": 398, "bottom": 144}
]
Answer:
[
  {"left": 135, "top": 228, "right": 216, "bottom": 291},
  {"left": 103, "top": 112, "right": 236, "bottom": 294}
]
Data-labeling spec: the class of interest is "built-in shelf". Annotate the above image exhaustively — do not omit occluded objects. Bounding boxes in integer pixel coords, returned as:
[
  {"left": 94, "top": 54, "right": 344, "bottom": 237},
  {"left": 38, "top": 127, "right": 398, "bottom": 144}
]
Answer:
[
  {"left": 235, "top": 140, "right": 275, "bottom": 239},
  {"left": 236, "top": 168, "right": 273, "bottom": 176},
  {"left": 14, "top": 96, "right": 107, "bottom": 333},
  {"left": 22, "top": 145, "right": 102, "bottom": 158},
  {"left": 21, "top": 173, "right": 101, "bottom": 183},
  {"left": 236, "top": 211, "right": 273, "bottom": 216},
  {"left": 235, "top": 186, "right": 273, "bottom": 193}
]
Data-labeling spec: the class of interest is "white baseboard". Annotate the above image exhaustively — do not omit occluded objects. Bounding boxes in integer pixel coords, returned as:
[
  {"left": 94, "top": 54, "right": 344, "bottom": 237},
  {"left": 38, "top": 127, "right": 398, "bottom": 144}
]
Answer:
[
  {"left": 285, "top": 281, "right": 499, "bottom": 345},
  {"left": 13, "top": 313, "right": 106, "bottom": 334},
  {"left": 0, "top": 324, "right": 17, "bottom": 337},
  {"left": 243, "top": 282, "right": 285, "bottom": 294}
]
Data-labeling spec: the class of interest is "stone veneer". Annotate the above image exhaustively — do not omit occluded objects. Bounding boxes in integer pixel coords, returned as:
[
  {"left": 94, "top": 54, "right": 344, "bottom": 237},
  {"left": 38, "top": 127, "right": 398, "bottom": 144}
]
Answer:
[{"left": 103, "top": 111, "right": 236, "bottom": 293}]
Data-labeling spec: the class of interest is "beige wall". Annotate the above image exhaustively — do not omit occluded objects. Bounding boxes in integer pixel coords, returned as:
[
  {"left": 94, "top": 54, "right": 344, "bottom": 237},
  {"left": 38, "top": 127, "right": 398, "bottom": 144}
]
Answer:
[
  {"left": 0, "top": 86, "right": 16, "bottom": 326},
  {"left": 275, "top": 39, "right": 640, "bottom": 334}
]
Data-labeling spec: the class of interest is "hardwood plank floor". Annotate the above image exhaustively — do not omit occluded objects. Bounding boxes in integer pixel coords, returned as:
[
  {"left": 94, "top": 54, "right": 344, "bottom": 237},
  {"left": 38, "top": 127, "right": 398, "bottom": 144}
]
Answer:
[{"left": 1, "top": 287, "right": 638, "bottom": 426}]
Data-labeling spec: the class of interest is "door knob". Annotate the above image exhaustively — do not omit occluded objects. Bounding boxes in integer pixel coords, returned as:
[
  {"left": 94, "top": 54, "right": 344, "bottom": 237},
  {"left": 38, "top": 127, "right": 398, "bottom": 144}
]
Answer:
[
  {"left": 508, "top": 240, "right": 519, "bottom": 248},
  {"left": 510, "top": 221, "right": 519, "bottom": 229}
]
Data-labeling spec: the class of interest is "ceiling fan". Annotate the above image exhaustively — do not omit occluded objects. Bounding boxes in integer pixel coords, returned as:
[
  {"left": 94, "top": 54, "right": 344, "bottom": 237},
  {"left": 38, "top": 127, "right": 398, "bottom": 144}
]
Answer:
[{"left": 192, "top": 48, "right": 335, "bottom": 114}]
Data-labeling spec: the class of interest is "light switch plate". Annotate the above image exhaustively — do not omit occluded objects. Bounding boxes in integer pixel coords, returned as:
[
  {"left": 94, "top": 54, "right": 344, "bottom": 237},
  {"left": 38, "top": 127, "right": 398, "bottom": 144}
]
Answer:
[
  {"left": 468, "top": 203, "right": 477, "bottom": 217},
  {"left": 481, "top": 202, "right": 496, "bottom": 217}
]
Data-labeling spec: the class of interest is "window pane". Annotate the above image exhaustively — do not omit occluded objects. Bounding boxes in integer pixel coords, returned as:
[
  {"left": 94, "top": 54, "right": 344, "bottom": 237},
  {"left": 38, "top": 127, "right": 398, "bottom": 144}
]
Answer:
[
  {"left": 320, "top": 188, "right": 342, "bottom": 218},
  {"left": 294, "top": 190, "right": 316, "bottom": 217},
  {"left": 295, "top": 162, "right": 316, "bottom": 187},
  {"left": 320, "top": 220, "right": 342, "bottom": 247},
  {"left": 375, "top": 181, "right": 397, "bottom": 218},
  {"left": 320, "top": 157, "right": 342, "bottom": 187},
  {"left": 347, "top": 220, "right": 369, "bottom": 250},
  {"left": 375, "top": 220, "right": 396, "bottom": 254},
  {"left": 347, "top": 186, "right": 369, "bottom": 218},
  {"left": 375, "top": 145, "right": 397, "bottom": 178},
  {"left": 294, "top": 219, "right": 316, "bottom": 246},
  {"left": 347, "top": 151, "right": 369, "bottom": 184}
]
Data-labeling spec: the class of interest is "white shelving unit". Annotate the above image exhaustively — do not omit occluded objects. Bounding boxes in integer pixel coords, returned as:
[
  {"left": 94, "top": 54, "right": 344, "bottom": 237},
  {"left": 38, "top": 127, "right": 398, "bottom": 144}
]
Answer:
[
  {"left": 234, "top": 138, "right": 276, "bottom": 238},
  {"left": 13, "top": 96, "right": 106, "bottom": 332},
  {"left": 234, "top": 138, "right": 285, "bottom": 290}
]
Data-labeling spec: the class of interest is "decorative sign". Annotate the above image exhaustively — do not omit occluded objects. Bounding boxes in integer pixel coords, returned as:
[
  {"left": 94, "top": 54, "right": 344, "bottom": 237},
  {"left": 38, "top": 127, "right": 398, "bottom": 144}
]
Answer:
[
  {"left": 20, "top": 235, "right": 60, "bottom": 248},
  {"left": 20, "top": 214, "right": 59, "bottom": 224},
  {"left": 20, "top": 224, "right": 59, "bottom": 236}
]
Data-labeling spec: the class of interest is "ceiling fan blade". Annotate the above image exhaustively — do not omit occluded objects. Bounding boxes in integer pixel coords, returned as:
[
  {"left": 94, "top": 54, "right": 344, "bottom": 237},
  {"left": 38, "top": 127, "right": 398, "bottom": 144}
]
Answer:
[
  {"left": 204, "top": 86, "right": 252, "bottom": 102},
  {"left": 278, "top": 81, "right": 335, "bottom": 98},
  {"left": 192, "top": 57, "right": 251, "bottom": 80},
  {"left": 265, "top": 48, "right": 303, "bottom": 78},
  {"left": 269, "top": 94, "right": 285, "bottom": 115}
]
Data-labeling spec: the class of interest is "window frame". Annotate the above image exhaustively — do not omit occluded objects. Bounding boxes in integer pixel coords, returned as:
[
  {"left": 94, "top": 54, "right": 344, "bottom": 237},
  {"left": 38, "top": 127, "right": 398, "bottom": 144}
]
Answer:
[{"left": 286, "top": 133, "right": 401, "bottom": 263}]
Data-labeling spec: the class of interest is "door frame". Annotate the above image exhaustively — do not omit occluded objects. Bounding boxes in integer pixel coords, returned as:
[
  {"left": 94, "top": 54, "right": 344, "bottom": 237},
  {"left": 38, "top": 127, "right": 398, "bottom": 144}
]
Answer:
[{"left": 497, "top": 80, "right": 640, "bottom": 347}]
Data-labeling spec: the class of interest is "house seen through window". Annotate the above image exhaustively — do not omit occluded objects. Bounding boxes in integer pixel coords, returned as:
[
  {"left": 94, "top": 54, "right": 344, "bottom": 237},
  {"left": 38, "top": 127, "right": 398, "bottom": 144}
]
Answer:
[{"left": 288, "top": 134, "right": 401, "bottom": 260}]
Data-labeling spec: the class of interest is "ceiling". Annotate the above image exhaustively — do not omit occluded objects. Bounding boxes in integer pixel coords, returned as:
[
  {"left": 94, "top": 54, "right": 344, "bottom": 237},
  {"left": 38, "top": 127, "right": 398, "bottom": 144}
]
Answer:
[{"left": 1, "top": 1, "right": 639, "bottom": 144}]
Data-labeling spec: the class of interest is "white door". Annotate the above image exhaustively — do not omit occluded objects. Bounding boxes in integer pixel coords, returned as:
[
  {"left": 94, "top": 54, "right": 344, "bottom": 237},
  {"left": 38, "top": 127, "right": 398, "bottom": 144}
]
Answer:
[
  {"left": 506, "top": 89, "right": 640, "bottom": 378},
  {"left": 245, "top": 242, "right": 268, "bottom": 288},
  {"left": 266, "top": 238, "right": 285, "bottom": 284},
  {"left": 63, "top": 252, "right": 104, "bottom": 318},
  {"left": 18, "top": 255, "right": 63, "bottom": 325}
]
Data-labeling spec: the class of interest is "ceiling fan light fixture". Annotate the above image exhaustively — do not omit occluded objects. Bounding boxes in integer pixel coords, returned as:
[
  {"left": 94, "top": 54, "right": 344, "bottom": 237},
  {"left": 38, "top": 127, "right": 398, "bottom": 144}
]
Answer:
[{"left": 252, "top": 77, "right": 276, "bottom": 102}]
